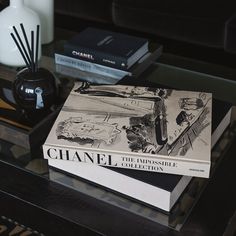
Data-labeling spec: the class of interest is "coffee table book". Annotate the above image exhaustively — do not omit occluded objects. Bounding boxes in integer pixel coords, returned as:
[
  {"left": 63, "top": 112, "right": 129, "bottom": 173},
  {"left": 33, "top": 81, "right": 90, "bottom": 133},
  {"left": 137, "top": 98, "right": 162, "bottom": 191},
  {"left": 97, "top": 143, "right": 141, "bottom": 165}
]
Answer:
[
  {"left": 48, "top": 121, "right": 233, "bottom": 230},
  {"left": 64, "top": 27, "right": 149, "bottom": 70},
  {"left": 43, "top": 82, "right": 214, "bottom": 178},
  {"left": 48, "top": 100, "right": 231, "bottom": 212}
]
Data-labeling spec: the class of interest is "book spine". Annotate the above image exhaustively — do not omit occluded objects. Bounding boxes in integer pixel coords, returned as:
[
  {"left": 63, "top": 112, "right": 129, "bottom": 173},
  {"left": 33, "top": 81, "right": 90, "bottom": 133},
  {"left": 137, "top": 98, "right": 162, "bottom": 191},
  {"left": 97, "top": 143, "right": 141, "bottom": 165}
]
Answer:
[
  {"left": 43, "top": 144, "right": 210, "bottom": 178},
  {"left": 55, "top": 53, "right": 130, "bottom": 80},
  {"left": 55, "top": 64, "right": 120, "bottom": 85},
  {"left": 64, "top": 43, "right": 129, "bottom": 70}
]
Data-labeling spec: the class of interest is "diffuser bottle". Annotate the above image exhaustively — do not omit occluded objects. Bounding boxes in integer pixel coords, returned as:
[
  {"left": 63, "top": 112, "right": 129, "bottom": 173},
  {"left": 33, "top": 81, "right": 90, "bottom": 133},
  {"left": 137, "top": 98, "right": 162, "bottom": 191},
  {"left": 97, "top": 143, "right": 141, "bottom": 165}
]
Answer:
[
  {"left": 0, "top": 0, "right": 41, "bottom": 67},
  {"left": 13, "top": 68, "right": 57, "bottom": 115},
  {"left": 10, "top": 20, "right": 57, "bottom": 121}
]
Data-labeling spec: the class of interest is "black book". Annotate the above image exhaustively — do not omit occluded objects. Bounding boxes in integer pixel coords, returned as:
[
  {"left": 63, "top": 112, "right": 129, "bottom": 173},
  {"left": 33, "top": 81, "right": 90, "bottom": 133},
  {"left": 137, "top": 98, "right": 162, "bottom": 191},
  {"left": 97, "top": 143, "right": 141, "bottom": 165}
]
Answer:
[
  {"left": 64, "top": 27, "right": 149, "bottom": 70},
  {"left": 48, "top": 99, "right": 232, "bottom": 212}
]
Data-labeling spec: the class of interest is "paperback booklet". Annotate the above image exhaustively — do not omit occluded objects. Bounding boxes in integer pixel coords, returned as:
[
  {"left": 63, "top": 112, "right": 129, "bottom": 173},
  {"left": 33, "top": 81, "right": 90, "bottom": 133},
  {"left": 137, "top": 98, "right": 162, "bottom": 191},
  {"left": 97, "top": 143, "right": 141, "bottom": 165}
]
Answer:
[
  {"left": 64, "top": 27, "right": 149, "bottom": 70},
  {"left": 48, "top": 100, "right": 232, "bottom": 212},
  {"left": 43, "top": 82, "right": 213, "bottom": 178}
]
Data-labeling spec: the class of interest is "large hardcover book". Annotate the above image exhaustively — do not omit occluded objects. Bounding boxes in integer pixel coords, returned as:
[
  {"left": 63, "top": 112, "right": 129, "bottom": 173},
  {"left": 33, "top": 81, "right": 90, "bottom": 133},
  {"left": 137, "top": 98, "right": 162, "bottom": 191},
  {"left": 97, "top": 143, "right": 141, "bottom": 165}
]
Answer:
[
  {"left": 64, "top": 27, "right": 148, "bottom": 70},
  {"left": 48, "top": 121, "right": 233, "bottom": 229},
  {"left": 43, "top": 82, "right": 214, "bottom": 177},
  {"left": 48, "top": 101, "right": 232, "bottom": 212}
]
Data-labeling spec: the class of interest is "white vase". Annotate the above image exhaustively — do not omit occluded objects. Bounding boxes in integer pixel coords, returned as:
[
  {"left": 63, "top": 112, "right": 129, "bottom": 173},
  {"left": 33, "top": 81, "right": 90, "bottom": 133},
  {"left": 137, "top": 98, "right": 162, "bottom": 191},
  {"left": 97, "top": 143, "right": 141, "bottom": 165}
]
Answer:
[
  {"left": 24, "top": 0, "right": 54, "bottom": 44},
  {"left": 0, "top": 0, "right": 41, "bottom": 67}
]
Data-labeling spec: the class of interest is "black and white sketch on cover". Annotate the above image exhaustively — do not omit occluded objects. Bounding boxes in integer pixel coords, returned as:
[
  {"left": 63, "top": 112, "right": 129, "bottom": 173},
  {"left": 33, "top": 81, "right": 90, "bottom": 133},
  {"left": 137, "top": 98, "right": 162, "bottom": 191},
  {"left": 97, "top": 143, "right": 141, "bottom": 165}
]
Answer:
[{"left": 55, "top": 82, "right": 212, "bottom": 159}]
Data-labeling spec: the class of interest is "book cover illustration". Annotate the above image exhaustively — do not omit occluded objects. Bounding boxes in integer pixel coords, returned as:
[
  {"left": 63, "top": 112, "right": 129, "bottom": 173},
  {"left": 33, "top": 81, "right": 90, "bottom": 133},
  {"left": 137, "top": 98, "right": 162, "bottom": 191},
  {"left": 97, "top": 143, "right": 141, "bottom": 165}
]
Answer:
[{"left": 45, "top": 82, "right": 212, "bottom": 176}]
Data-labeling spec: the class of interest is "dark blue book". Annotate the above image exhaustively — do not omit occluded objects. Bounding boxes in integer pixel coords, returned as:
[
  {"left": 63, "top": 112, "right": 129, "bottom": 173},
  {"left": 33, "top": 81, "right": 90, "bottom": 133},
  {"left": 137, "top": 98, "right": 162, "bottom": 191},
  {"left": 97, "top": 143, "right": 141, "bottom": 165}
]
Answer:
[{"left": 64, "top": 27, "right": 149, "bottom": 70}]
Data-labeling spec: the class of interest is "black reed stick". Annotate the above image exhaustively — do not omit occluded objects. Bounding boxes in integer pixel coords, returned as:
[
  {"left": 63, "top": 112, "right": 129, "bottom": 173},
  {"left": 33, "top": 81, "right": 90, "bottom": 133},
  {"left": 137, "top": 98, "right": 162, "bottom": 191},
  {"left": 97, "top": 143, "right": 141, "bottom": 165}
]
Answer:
[
  {"left": 12, "top": 26, "right": 31, "bottom": 67},
  {"left": 10, "top": 33, "right": 31, "bottom": 70},
  {"left": 11, "top": 23, "right": 41, "bottom": 73},
  {"left": 35, "top": 25, "right": 40, "bottom": 72},
  {"left": 20, "top": 23, "right": 33, "bottom": 71},
  {"left": 31, "top": 30, "right": 35, "bottom": 73}
]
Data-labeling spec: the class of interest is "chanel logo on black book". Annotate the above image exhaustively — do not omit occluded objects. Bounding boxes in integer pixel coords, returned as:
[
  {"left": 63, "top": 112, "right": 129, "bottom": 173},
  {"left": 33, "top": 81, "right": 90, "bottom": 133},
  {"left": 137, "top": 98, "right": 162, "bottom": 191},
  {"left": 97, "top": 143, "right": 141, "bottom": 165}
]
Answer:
[{"left": 72, "top": 50, "right": 94, "bottom": 60}]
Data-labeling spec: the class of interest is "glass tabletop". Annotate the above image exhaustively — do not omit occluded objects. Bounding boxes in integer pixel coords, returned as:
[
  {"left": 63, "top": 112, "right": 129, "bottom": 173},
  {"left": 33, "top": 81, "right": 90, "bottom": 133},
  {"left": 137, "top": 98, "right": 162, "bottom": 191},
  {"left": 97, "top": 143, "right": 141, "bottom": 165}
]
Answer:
[{"left": 0, "top": 28, "right": 236, "bottom": 232}]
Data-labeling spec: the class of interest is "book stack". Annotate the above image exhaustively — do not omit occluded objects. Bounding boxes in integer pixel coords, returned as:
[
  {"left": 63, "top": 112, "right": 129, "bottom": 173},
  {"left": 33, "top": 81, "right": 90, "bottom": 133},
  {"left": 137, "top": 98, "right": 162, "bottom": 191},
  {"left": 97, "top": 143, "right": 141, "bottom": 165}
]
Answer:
[
  {"left": 43, "top": 81, "right": 232, "bottom": 229},
  {"left": 55, "top": 27, "right": 163, "bottom": 84}
]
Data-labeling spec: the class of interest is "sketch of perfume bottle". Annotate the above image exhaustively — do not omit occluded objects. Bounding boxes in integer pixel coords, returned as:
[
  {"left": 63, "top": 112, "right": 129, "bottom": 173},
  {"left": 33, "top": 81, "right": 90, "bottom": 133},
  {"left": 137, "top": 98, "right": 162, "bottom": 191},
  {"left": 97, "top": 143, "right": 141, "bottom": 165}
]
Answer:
[
  {"left": 154, "top": 100, "right": 168, "bottom": 146},
  {"left": 155, "top": 112, "right": 168, "bottom": 145}
]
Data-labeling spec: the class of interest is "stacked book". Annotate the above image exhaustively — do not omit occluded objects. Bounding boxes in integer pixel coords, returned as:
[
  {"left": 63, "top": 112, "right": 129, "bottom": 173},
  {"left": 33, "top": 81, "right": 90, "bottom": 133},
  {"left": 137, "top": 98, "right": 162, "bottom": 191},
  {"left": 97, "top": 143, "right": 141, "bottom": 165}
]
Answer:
[
  {"left": 43, "top": 80, "right": 232, "bottom": 228},
  {"left": 43, "top": 27, "right": 232, "bottom": 230},
  {"left": 55, "top": 27, "right": 163, "bottom": 84}
]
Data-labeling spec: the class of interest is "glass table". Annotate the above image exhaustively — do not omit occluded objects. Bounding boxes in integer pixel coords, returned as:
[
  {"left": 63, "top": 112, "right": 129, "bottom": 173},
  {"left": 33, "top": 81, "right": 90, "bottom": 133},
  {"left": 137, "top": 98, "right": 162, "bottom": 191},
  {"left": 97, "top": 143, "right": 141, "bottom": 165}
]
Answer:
[{"left": 0, "top": 28, "right": 236, "bottom": 236}]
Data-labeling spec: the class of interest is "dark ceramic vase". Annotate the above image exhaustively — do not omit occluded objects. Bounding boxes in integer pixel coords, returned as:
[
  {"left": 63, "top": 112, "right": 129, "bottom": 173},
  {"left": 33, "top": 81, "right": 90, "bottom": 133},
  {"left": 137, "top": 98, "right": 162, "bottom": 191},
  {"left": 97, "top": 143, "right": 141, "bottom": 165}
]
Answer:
[{"left": 12, "top": 67, "right": 57, "bottom": 120}]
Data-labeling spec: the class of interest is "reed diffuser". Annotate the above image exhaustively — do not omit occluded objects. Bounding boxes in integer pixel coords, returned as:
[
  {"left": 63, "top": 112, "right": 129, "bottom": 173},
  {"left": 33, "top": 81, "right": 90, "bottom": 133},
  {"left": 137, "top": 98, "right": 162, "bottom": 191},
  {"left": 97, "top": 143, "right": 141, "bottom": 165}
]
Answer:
[{"left": 11, "top": 23, "right": 57, "bottom": 119}]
